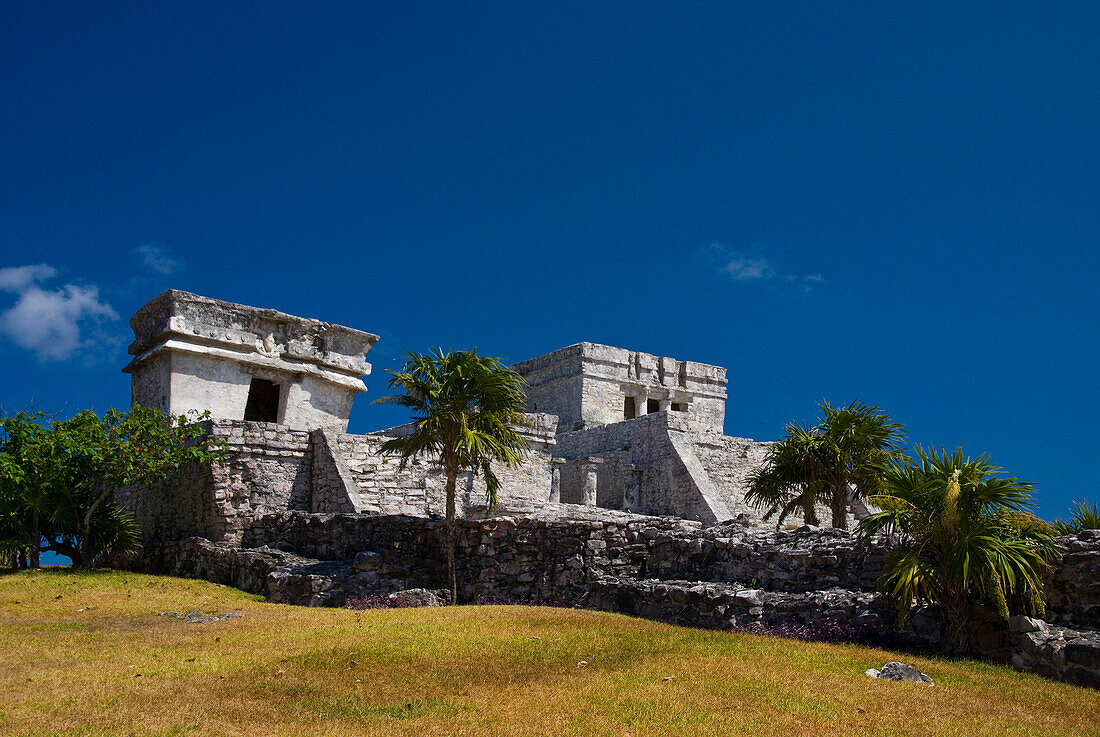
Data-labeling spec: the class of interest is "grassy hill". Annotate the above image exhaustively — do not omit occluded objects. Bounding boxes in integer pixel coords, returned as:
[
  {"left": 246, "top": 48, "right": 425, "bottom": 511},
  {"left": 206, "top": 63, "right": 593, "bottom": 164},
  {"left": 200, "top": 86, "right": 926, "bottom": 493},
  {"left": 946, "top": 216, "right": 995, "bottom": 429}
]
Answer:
[{"left": 1, "top": 570, "right": 1096, "bottom": 737}]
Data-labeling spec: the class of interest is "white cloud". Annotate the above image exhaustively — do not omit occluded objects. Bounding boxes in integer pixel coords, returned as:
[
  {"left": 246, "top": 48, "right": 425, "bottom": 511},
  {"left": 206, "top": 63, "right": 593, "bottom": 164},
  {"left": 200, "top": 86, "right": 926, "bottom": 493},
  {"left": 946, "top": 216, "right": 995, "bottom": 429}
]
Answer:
[
  {"left": 721, "top": 257, "right": 775, "bottom": 281},
  {"left": 134, "top": 242, "right": 182, "bottom": 274},
  {"left": 0, "top": 263, "right": 58, "bottom": 292},
  {"left": 0, "top": 264, "right": 118, "bottom": 362},
  {"left": 708, "top": 243, "right": 823, "bottom": 292}
]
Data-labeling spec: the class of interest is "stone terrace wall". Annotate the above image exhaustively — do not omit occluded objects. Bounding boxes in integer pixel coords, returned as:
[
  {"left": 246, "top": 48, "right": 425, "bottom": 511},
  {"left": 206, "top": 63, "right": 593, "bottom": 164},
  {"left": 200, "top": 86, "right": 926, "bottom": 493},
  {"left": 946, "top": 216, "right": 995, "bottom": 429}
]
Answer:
[
  {"left": 235, "top": 513, "right": 1100, "bottom": 637},
  {"left": 645, "top": 523, "right": 889, "bottom": 593},
  {"left": 115, "top": 416, "right": 558, "bottom": 544},
  {"left": 335, "top": 425, "right": 555, "bottom": 517},
  {"left": 235, "top": 513, "right": 897, "bottom": 604}
]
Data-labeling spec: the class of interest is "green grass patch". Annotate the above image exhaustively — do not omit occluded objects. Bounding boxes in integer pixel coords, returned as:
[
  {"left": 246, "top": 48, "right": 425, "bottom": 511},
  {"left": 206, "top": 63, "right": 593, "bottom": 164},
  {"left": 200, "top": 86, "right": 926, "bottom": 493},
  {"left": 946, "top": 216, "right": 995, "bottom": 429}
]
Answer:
[{"left": 1, "top": 569, "right": 1096, "bottom": 737}]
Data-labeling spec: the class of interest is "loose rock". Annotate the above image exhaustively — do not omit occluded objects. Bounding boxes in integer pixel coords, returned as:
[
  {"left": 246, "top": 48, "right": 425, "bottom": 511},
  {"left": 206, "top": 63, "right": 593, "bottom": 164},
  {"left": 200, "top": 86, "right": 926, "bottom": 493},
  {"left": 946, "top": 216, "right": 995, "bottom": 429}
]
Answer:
[{"left": 867, "top": 661, "right": 933, "bottom": 685}]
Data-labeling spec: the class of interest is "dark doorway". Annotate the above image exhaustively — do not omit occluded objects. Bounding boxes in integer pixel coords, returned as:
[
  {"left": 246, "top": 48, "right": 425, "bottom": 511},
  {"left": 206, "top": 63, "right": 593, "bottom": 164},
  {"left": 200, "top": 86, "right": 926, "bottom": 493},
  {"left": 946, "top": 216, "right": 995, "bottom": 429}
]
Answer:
[
  {"left": 244, "top": 378, "right": 280, "bottom": 422},
  {"left": 647, "top": 398, "right": 660, "bottom": 414},
  {"left": 624, "top": 396, "right": 636, "bottom": 420}
]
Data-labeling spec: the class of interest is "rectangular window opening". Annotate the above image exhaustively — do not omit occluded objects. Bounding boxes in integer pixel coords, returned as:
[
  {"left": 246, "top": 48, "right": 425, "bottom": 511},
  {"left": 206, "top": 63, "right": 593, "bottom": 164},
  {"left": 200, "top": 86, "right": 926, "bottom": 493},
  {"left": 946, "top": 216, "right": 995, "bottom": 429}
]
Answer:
[
  {"left": 647, "top": 398, "right": 660, "bottom": 414},
  {"left": 244, "top": 378, "right": 281, "bottom": 423},
  {"left": 671, "top": 403, "right": 686, "bottom": 412},
  {"left": 624, "top": 395, "right": 636, "bottom": 420}
]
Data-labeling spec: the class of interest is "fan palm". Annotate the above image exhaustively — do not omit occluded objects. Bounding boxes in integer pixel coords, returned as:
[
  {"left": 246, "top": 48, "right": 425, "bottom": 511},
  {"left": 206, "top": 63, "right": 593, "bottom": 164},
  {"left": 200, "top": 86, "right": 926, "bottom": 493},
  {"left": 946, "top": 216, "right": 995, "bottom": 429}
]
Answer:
[
  {"left": 746, "top": 401, "right": 904, "bottom": 529},
  {"left": 744, "top": 422, "right": 824, "bottom": 527},
  {"left": 861, "top": 447, "right": 1061, "bottom": 653},
  {"left": 376, "top": 348, "right": 529, "bottom": 604}
]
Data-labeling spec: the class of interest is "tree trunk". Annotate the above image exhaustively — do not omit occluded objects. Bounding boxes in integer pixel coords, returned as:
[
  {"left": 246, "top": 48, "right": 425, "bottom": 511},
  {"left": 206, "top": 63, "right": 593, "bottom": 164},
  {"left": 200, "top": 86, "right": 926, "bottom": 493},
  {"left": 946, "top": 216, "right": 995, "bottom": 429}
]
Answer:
[
  {"left": 941, "top": 586, "right": 973, "bottom": 655},
  {"left": 803, "top": 501, "right": 819, "bottom": 526},
  {"left": 831, "top": 482, "right": 849, "bottom": 530},
  {"left": 445, "top": 469, "right": 458, "bottom": 605},
  {"left": 75, "top": 486, "right": 113, "bottom": 568}
]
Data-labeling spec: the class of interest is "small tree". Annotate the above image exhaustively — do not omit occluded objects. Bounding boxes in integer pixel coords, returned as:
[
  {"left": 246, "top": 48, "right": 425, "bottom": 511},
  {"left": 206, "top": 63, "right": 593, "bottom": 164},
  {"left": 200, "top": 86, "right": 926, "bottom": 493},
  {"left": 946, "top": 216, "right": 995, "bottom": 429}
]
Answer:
[
  {"left": 376, "top": 348, "right": 528, "bottom": 604},
  {"left": 861, "top": 447, "right": 1061, "bottom": 653},
  {"left": 0, "top": 406, "right": 224, "bottom": 567},
  {"left": 746, "top": 401, "right": 905, "bottom": 529},
  {"left": 0, "top": 413, "right": 50, "bottom": 568}
]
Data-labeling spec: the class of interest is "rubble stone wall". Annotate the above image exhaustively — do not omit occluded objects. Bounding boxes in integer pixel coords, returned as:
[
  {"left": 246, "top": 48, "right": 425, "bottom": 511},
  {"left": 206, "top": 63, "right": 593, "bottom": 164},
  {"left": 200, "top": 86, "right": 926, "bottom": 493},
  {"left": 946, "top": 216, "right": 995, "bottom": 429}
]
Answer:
[{"left": 1044, "top": 530, "right": 1100, "bottom": 630}]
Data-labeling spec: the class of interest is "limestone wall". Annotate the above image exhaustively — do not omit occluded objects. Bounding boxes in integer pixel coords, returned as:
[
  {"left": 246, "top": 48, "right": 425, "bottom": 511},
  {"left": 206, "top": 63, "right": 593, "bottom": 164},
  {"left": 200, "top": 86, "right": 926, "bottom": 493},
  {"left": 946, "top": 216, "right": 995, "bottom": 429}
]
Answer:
[
  {"left": 691, "top": 435, "right": 771, "bottom": 520},
  {"left": 514, "top": 344, "right": 587, "bottom": 431},
  {"left": 115, "top": 419, "right": 315, "bottom": 544},
  {"left": 553, "top": 412, "right": 734, "bottom": 523},
  {"left": 331, "top": 413, "right": 557, "bottom": 517}
]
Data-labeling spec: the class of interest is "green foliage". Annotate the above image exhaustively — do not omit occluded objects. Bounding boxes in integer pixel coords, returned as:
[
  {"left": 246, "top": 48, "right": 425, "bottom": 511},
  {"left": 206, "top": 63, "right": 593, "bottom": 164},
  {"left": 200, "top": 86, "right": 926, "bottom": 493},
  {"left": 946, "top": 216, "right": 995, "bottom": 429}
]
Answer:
[
  {"left": 1052, "top": 501, "right": 1100, "bottom": 535},
  {"left": 0, "top": 405, "right": 224, "bottom": 567},
  {"left": 745, "top": 401, "right": 904, "bottom": 529},
  {"left": 375, "top": 348, "right": 529, "bottom": 602},
  {"left": 860, "top": 447, "right": 1061, "bottom": 653}
]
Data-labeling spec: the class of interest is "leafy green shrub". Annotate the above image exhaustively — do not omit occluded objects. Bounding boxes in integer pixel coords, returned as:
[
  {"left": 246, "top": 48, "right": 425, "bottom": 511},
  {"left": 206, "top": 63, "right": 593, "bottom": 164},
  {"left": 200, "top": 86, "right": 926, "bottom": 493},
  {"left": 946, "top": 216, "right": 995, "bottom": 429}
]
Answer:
[{"left": 0, "top": 406, "right": 224, "bottom": 567}]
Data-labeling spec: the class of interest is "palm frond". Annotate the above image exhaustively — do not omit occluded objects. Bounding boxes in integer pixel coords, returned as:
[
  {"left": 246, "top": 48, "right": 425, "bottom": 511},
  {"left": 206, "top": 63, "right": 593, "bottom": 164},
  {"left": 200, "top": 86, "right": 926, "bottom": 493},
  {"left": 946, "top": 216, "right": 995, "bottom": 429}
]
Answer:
[{"left": 375, "top": 347, "right": 529, "bottom": 496}]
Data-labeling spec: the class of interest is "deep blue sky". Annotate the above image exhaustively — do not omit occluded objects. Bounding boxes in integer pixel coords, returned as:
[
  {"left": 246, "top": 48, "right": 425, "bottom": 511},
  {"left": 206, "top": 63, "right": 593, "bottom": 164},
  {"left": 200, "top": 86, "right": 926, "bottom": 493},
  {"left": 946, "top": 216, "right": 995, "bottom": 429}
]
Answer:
[{"left": 1, "top": 2, "right": 1097, "bottom": 522}]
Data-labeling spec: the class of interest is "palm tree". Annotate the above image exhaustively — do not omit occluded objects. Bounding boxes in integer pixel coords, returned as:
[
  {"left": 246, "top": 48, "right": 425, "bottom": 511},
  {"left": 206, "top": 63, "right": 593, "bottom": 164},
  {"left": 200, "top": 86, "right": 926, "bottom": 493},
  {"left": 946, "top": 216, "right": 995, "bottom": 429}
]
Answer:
[
  {"left": 860, "top": 447, "right": 1061, "bottom": 653},
  {"left": 744, "top": 422, "right": 824, "bottom": 527},
  {"left": 815, "top": 400, "right": 905, "bottom": 529},
  {"left": 746, "top": 401, "right": 904, "bottom": 529},
  {"left": 376, "top": 349, "right": 529, "bottom": 604}
]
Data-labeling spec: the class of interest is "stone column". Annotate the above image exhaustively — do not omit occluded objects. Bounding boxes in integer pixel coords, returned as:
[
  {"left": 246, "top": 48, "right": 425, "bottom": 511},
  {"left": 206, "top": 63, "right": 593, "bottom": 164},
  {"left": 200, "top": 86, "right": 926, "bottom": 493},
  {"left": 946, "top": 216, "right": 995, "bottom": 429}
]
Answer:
[
  {"left": 549, "top": 458, "right": 566, "bottom": 503},
  {"left": 624, "top": 465, "right": 644, "bottom": 512},
  {"left": 635, "top": 391, "right": 649, "bottom": 416},
  {"left": 658, "top": 398, "right": 671, "bottom": 412},
  {"left": 577, "top": 457, "right": 604, "bottom": 507}
]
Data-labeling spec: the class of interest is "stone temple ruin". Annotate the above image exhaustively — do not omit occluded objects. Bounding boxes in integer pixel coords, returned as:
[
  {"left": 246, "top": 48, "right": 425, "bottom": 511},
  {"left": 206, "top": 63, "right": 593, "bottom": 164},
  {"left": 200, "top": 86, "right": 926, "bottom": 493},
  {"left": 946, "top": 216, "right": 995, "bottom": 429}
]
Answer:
[
  {"left": 120, "top": 289, "right": 784, "bottom": 535},
  {"left": 116, "top": 291, "right": 1100, "bottom": 688}
]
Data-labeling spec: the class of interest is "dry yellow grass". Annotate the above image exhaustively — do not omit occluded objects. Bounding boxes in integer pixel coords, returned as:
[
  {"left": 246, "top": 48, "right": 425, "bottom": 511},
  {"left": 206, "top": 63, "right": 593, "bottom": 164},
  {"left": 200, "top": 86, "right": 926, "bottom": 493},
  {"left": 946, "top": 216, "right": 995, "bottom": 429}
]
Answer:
[{"left": 1, "top": 569, "right": 1097, "bottom": 737}]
